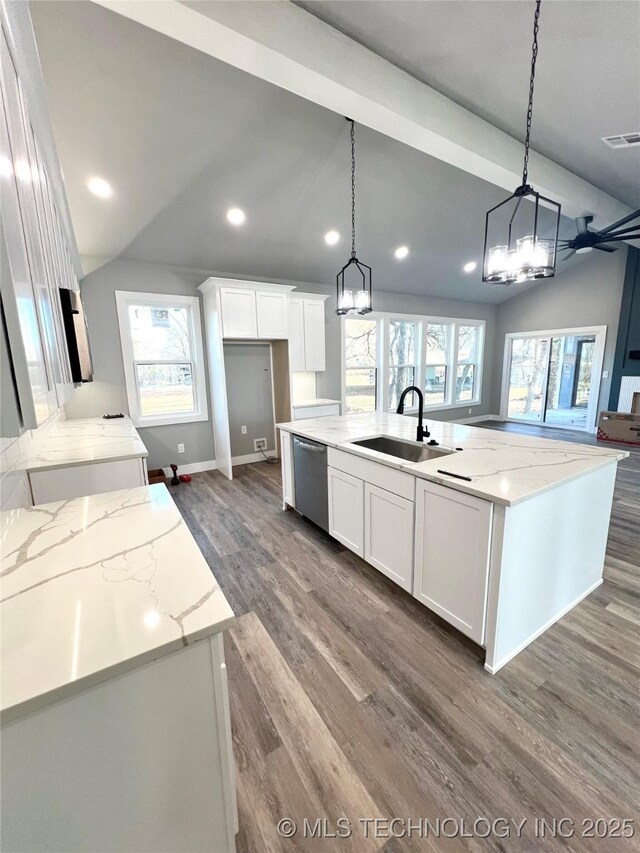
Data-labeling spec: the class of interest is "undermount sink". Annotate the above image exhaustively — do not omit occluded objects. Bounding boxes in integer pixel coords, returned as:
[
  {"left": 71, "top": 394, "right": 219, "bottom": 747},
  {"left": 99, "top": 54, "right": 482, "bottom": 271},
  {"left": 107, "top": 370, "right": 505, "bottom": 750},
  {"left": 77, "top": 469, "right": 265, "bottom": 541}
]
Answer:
[{"left": 349, "top": 435, "right": 455, "bottom": 464}]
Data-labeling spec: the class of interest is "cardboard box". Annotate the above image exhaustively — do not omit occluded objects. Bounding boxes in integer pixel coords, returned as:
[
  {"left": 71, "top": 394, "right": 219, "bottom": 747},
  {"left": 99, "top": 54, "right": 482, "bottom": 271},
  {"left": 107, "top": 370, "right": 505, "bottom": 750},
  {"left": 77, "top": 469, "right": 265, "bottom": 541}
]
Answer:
[{"left": 597, "top": 411, "right": 640, "bottom": 446}]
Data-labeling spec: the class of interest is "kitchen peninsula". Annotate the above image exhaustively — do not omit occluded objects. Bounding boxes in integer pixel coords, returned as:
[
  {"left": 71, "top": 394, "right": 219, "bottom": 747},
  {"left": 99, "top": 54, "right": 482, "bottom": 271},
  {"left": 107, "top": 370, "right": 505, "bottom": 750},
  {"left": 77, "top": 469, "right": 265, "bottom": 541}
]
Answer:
[
  {"left": 279, "top": 413, "right": 628, "bottom": 673},
  {"left": 1, "top": 485, "right": 237, "bottom": 853}
]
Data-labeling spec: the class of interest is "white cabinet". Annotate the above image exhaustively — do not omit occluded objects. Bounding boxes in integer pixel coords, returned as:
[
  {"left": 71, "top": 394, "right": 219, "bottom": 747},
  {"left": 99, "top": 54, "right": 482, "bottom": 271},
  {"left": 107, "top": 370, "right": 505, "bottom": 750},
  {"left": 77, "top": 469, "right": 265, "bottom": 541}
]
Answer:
[
  {"left": 29, "top": 457, "right": 147, "bottom": 505},
  {"left": 413, "top": 481, "right": 492, "bottom": 645},
  {"left": 364, "top": 483, "right": 414, "bottom": 592},
  {"left": 302, "top": 299, "right": 326, "bottom": 371},
  {"left": 219, "top": 283, "right": 291, "bottom": 340},
  {"left": 220, "top": 286, "right": 258, "bottom": 338},
  {"left": 288, "top": 299, "right": 305, "bottom": 371},
  {"left": 256, "top": 291, "right": 288, "bottom": 339},
  {"left": 288, "top": 294, "right": 327, "bottom": 372},
  {"left": 328, "top": 467, "right": 364, "bottom": 556},
  {"left": 293, "top": 403, "right": 340, "bottom": 420}
]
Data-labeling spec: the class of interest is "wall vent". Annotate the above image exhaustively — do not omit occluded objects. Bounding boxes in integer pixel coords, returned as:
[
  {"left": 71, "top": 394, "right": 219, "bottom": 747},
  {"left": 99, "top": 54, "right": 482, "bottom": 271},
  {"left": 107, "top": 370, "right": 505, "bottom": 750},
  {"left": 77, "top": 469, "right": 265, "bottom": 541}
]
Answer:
[{"left": 602, "top": 133, "right": 640, "bottom": 149}]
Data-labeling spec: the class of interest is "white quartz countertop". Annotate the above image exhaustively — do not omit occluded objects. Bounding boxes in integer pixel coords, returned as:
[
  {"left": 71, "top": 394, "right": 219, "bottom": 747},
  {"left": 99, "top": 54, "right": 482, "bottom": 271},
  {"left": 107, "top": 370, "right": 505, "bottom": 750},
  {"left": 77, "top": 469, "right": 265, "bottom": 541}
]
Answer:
[
  {"left": 292, "top": 398, "right": 341, "bottom": 408},
  {"left": 19, "top": 416, "right": 148, "bottom": 473},
  {"left": 0, "top": 485, "right": 234, "bottom": 723},
  {"left": 278, "top": 413, "right": 628, "bottom": 506}
]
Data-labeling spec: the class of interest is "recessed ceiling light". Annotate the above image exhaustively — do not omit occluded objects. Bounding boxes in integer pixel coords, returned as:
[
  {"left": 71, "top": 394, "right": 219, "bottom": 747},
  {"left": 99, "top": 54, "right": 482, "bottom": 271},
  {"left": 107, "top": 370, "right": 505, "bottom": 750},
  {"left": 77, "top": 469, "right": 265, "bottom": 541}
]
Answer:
[
  {"left": 324, "top": 229, "right": 340, "bottom": 246},
  {"left": 226, "top": 207, "right": 246, "bottom": 226},
  {"left": 463, "top": 261, "right": 477, "bottom": 273},
  {"left": 87, "top": 177, "right": 113, "bottom": 198},
  {"left": 394, "top": 246, "right": 409, "bottom": 260}
]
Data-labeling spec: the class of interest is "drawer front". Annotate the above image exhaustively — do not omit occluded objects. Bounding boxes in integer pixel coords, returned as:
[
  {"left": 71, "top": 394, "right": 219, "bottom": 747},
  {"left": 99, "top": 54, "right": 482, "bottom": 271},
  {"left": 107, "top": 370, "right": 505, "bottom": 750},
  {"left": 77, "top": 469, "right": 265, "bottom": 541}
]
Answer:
[
  {"left": 293, "top": 404, "right": 340, "bottom": 420},
  {"left": 327, "top": 447, "right": 415, "bottom": 501},
  {"left": 29, "top": 458, "right": 146, "bottom": 505}
]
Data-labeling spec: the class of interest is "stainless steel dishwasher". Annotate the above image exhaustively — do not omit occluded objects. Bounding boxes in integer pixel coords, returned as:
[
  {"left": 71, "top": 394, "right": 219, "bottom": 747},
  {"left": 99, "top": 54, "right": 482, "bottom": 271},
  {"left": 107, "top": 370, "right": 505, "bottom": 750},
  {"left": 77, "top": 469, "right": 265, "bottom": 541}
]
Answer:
[{"left": 293, "top": 435, "right": 329, "bottom": 532}]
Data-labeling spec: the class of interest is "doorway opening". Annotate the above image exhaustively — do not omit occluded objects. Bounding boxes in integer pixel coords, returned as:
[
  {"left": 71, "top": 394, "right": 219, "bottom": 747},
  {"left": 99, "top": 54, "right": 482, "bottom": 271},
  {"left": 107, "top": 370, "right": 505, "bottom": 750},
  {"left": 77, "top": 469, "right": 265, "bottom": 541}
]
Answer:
[{"left": 502, "top": 326, "right": 606, "bottom": 432}]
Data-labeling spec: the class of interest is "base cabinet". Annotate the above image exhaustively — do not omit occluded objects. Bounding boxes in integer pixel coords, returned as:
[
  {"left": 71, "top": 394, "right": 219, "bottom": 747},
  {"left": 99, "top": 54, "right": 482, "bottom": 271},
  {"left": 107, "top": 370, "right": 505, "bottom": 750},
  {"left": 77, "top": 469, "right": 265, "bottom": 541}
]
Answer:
[
  {"left": 413, "top": 481, "right": 492, "bottom": 644},
  {"left": 328, "top": 467, "right": 364, "bottom": 556},
  {"left": 1, "top": 634, "right": 237, "bottom": 853},
  {"left": 364, "top": 483, "right": 414, "bottom": 592}
]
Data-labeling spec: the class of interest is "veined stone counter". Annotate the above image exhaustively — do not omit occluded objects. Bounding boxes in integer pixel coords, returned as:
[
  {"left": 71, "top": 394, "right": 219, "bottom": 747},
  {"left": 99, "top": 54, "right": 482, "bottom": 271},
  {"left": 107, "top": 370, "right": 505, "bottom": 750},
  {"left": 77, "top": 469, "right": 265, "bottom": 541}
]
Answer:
[
  {"left": 0, "top": 484, "right": 234, "bottom": 724},
  {"left": 277, "top": 412, "right": 628, "bottom": 506}
]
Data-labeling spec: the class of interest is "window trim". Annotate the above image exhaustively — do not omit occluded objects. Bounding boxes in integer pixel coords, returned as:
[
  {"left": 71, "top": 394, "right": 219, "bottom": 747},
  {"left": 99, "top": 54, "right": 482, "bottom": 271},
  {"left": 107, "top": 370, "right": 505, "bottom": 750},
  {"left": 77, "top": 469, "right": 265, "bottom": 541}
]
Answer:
[
  {"left": 341, "top": 311, "right": 485, "bottom": 415},
  {"left": 115, "top": 290, "right": 208, "bottom": 428}
]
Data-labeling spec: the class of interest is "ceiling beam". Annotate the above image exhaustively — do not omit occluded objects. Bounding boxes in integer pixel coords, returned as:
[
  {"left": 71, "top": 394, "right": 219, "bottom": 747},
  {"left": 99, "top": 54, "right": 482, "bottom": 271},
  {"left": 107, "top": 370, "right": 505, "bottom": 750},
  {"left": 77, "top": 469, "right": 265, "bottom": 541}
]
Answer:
[{"left": 93, "top": 0, "right": 631, "bottom": 227}]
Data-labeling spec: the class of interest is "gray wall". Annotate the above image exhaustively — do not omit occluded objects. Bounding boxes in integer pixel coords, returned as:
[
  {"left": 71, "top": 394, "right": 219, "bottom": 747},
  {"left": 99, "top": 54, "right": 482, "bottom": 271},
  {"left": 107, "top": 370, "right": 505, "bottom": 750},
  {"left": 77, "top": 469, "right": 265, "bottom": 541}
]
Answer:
[
  {"left": 70, "top": 257, "right": 498, "bottom": 468},
  {"left": 66, "top": 258, "right": 216, "bottom": 469},
  {"left": 492, "top": 248, "right": 628, "bottom": 416},
  {"left": 223, "top": 343, "right": 275, "bottom": 456}
]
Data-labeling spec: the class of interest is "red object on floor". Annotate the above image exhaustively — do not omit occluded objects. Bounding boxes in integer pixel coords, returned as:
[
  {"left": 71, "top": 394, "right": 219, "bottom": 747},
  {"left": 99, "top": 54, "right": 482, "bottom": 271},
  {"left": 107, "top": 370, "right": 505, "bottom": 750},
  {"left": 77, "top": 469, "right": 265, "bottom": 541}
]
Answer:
[{"left": 179, "top": 474, "right": 192, "bottom": 483}]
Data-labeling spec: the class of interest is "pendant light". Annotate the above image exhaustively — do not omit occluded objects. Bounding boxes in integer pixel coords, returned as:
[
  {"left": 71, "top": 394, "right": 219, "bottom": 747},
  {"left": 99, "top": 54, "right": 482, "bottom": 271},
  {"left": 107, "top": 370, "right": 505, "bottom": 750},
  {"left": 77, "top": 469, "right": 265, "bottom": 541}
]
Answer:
[
  {"left": 482, "top": 0, "right": 561, "bottom": 285},
  {"left": 336, "top": 119, "right": 373, "bottom": 315}
]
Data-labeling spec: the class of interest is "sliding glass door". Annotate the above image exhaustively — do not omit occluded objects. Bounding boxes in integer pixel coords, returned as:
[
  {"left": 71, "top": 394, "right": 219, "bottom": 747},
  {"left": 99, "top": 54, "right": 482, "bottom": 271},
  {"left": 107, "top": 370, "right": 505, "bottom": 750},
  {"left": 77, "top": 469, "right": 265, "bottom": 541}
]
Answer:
[{"left": 504, "top": 329, "right": 602, "bottom": 431}]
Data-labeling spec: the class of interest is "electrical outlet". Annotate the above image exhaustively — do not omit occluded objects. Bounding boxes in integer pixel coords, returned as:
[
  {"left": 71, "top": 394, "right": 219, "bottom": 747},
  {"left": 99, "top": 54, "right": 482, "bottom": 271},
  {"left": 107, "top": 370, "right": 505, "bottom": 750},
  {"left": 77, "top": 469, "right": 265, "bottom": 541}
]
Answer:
[
  {"left": 178, "top": 443, "right": 185, "bottom": 454},
  {"left": 468, "top": 408, "right": 472, "bottom": 415},
  {"left": 254, "top": 438, "right": 267, "bottom": 452},
  {"left": 241, "top": 425, "right": 248, "bottom": 435}
]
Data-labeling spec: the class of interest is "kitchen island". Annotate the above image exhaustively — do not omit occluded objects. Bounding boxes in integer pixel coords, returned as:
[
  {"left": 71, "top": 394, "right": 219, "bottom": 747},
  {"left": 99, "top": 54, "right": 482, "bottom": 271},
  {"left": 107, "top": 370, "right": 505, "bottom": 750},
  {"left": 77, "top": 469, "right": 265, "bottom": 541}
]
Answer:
[
  {"left": 1, "top": 484, "right": 237, "bottom": 852},
  {"left": 278, "top": 413, "right": 628, "bottom": 673}
]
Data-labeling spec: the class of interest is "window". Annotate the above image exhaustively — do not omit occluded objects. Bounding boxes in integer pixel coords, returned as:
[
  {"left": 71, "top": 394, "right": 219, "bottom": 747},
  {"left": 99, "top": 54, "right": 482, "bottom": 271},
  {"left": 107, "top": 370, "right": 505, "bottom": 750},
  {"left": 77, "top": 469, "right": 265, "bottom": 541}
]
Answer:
[
  {"left": 344, "top": 317, "right": 377, "bottom": 414},
  {"left": 456, "top": 324, "right": 482, "bottom": 402},
  {"left": 115, "top": 291, "right": 208, "bottom": 427},
  {"left": 425, "top": 322, "right": 451, "bottom": 406},
  {"left": 342, "top": 313, "right": 484, "bottom": 414},
  {"left": 389, "top": 320, "right": 417, "bottom": 410}
]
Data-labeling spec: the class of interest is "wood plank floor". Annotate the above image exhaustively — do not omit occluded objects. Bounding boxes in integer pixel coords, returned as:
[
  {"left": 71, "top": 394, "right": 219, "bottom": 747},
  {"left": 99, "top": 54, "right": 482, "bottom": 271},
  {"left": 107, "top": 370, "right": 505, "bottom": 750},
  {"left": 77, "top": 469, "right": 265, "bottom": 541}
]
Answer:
[{"left": 172, "top": 423, "right": 639, "bottom": 852}]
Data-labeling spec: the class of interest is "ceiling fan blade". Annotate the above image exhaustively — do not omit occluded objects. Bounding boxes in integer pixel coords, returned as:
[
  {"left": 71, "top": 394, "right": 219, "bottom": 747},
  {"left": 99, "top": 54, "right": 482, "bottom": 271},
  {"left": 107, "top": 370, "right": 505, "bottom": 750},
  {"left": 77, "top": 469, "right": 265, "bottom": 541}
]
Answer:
[
  {"left": 593, "top": 244, "right": 617, "bottom": 253},
  {"left": 597, "top": 209, "right": 640, "bottom": 235},
  {"left": 561, "top": 249, "right": 576, "bottom": 261},
  {"left": 600, "top": 228, "right": 640, "bottom": 241}
]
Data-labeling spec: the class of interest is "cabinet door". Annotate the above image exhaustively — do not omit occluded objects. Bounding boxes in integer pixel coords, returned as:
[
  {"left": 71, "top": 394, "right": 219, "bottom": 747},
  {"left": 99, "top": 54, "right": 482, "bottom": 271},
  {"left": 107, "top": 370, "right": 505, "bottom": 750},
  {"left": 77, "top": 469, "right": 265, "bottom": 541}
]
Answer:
[
  {"left": 303, "top": 300, "right": 326, "bottom": 372},
  {"left": 364, "top": 483, "right": 414, "bottom": 592},
  {"left": 328, "top": 467, "right": 364, "bottom": 556},
  {"left": 414, "top": 481, "right": 492, "bottom": 644},
  {"left": 220, "top": 287, "right": 257, "bottom": 338},
  {"left": 256, "top": 291, "right": 288, "bottom": 339},
  {"left": 288, "top": 299, "right": 305, "bottom": 372},
  {"left": 0, "top": 37, "right": 54, "bottom": 427}
]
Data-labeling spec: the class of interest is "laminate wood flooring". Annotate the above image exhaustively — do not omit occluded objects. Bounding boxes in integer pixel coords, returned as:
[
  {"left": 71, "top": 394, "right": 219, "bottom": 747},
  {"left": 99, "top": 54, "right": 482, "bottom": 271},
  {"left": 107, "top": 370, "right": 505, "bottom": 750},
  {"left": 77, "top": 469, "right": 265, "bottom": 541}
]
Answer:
[{"left": 171, "top": 423, "right": 639, "bottom": 852}]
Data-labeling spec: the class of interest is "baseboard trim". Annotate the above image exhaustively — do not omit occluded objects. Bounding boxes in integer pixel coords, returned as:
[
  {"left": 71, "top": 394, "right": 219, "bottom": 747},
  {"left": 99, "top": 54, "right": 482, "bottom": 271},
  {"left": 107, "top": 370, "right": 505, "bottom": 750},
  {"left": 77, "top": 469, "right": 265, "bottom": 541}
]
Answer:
[
  {"left": 162, "top": 459, "right": 217, "bottom": 477},
  {"left": 484, "top": 578, "right": 602, "bottom": 674},
  {"left": 457, "top": 414, "right": 502, "bottom": 425},
  {"left": 231, "top": 450, "right": 277, "bottom": 466}
]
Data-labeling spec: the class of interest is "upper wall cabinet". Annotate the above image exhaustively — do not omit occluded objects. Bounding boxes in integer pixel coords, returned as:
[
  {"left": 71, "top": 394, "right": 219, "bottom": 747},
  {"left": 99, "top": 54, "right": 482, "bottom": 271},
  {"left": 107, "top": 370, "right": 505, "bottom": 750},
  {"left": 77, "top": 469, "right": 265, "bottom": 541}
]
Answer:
[
  {"left": 0, "top": 19, "right": 78, "bottom": 434},
  {"left": 218, "top": 282, "right": 293, "bottom": 340},
  {"left": 288, "top": 293, "right": 328, "bottom": 372}
]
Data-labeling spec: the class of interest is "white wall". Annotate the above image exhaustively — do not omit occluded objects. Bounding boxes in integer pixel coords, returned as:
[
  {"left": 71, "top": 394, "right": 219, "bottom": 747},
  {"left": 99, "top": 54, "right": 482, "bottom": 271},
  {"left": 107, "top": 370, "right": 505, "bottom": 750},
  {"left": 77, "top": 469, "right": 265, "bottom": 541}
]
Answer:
[{"left": 492, "top": 248, "right": 628, "bottom": 416}]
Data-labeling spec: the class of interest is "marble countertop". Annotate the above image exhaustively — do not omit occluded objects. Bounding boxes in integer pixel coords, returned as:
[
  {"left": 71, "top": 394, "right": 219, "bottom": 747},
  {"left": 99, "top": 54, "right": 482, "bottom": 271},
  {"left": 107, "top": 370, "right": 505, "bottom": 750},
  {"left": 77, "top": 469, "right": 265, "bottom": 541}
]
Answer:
[
  {"left": 292, "top": 398, "right": 341, "bottom": 408},
  {"left": 278, "top": 413, "right": 628, "bottom": 506},
  {"left": 18, "top": 416, "right": 148, "bottom": 473},
  {"left": 0, "top": 485, "right": 234, "bottom": 723}
]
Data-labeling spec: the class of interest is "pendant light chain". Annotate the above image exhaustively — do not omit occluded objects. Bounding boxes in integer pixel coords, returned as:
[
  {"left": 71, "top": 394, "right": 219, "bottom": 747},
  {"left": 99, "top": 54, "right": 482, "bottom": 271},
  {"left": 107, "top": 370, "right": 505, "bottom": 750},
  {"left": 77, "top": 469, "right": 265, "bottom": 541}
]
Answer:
[
  {"left": 350, "top": 119, "right": 356, "bottom": 258},
  {"left": 521, "top": 0, "right": 542, "bottom": 187}
]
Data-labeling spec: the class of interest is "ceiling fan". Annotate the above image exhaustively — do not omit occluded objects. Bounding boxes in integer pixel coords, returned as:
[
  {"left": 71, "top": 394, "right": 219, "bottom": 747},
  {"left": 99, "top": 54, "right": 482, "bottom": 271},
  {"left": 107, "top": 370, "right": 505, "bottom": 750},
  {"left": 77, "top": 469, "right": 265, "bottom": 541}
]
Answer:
[{"left": 558, "top": 210, "right": 640, "bottom": 260}]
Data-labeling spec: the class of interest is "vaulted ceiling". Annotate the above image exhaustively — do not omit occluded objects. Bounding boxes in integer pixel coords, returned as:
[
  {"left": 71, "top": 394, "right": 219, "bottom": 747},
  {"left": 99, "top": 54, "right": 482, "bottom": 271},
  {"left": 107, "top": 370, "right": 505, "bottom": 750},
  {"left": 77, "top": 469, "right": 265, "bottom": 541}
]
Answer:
[
  {"left": 30, "top": 1, "right": 638, "bottom": 304},
  {"left": 297, "top": 0, "right": 640, "bottom": 209}
]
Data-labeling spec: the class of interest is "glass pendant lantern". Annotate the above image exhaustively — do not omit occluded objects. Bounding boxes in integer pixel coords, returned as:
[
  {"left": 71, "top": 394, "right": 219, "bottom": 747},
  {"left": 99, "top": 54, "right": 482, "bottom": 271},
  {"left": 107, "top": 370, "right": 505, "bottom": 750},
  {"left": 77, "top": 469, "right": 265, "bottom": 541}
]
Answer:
[
  {"left": 482, "top": 0, "right": 561, "bottom": 285},
  {"left": 336, "top": 119, "right": 373, "bottom": 315}
]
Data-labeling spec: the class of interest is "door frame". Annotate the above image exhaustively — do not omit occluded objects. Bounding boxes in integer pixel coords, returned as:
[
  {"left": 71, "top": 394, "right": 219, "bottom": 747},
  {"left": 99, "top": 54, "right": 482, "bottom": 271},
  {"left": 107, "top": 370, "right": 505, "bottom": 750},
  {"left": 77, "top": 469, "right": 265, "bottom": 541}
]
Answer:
[{"left": 500, "top": 325, "right": 607, "bottom": 433}]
